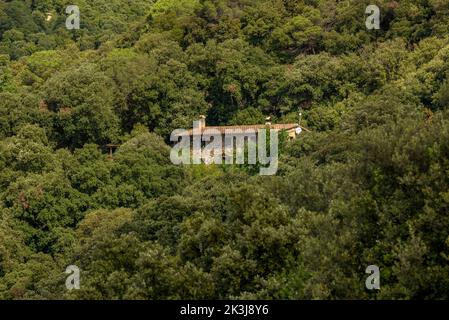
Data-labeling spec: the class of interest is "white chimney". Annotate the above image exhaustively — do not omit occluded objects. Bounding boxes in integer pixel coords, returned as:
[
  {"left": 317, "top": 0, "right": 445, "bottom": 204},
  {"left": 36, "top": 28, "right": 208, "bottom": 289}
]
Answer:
[{"left": 199, "top": 115, "right": 206, "bottom": 130}]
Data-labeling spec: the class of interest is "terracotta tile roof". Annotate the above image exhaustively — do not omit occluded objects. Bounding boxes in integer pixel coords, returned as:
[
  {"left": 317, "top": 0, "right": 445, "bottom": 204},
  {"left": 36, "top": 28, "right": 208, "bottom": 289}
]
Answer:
[{"left": 179, "top": 123, "right": 308, "bottom": 136}]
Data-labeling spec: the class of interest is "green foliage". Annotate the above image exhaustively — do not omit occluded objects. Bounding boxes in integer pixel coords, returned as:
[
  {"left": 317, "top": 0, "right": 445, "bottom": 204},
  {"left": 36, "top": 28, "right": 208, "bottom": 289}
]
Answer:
[
  {"left": 42, "top": 63, "right": 120, "bottom": 148},
  {"left": 0, "top": 0, "right": 448, "bottom": 300}
]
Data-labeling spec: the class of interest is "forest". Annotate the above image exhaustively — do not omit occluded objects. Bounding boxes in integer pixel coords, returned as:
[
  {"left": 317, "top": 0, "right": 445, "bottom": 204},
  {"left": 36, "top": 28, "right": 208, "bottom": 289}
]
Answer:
[{"left": 0, "top": 0, "right": 448, "bottom": 299}]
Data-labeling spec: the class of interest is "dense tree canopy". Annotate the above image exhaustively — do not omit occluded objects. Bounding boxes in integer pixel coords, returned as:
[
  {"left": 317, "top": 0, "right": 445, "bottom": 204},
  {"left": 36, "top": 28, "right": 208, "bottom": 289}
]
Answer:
[{"left": 0, "top": 0, "right": 448, "bottom": 300}]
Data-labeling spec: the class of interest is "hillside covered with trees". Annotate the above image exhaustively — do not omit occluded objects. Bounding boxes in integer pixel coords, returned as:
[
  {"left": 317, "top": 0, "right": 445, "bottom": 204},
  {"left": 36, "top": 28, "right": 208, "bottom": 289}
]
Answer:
[{"left": 0, "top": 0, "right": 449, "bottom": 299}]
